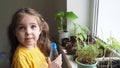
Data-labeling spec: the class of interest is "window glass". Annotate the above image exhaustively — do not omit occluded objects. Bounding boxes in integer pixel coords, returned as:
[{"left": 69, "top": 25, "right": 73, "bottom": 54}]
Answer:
[{"left": 96, "top": 0, "right": 120, "bottom": 42}]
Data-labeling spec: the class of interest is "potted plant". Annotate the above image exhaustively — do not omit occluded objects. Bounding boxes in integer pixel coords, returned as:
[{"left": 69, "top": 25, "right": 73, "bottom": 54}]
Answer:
[
  {"left": 54, "top": 11, "right": 65, "bottom": 31},
  {"left": 54, "top": 11, "right": 78, "bottom": 43},
  {"left": 75, "top": 44, "right": 100, "bottom": 68},
  {"left": 96, "top": 36, "right": 120, "bottom": 57},
  {"left": 65, "top": 24, "right": 89, "bottom": 55},
  {"left": 96, "top": 37, "right": 120, "bottom": 68},
  {"left": 54, "top": 11, "right": 67, "bottom": 43},
  {"left": 65, "top": 24, "right": 96, "bottom": 56},
  {"left": 74, "top": 26, "right": 102, "bottom": 68},
  {"left": 71, "top": 23, "right": 94, "bottom": 46},
  {"left": 55, "top": 11, "right": 78, "bottom": 31}
]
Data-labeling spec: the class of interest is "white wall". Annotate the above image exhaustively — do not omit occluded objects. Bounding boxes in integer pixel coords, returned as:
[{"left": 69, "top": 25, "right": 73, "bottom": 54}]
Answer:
[{"left": 67, "top": 0, "right": 93, "bottom": 35}]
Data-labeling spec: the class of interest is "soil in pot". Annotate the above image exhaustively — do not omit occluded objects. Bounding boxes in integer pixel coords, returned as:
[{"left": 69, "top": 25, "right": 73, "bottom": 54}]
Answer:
[
  {"left": 65, "top": 41, "right": 76, "bottom": 55},
  {"left": 97, "top": 60, "right": 120, "bottom": 68}
]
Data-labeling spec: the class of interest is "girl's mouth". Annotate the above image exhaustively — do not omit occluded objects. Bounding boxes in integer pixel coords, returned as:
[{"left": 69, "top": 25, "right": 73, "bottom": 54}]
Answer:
[{"left": 25, "top": 38, "right": 33, "bottom": 41}]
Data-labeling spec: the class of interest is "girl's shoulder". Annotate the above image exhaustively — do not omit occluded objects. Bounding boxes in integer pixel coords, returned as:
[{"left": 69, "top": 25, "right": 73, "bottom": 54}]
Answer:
[
  {"left": 13, "top": 45, "right": 28, "bottom": 59},
  {"left": 14, "top": 45, "right": 40, "bottom": 58}
]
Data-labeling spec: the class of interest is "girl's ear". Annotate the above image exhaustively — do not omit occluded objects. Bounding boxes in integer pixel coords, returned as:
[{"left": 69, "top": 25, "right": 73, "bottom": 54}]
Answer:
[
  {"left": 39, "top": 27, "right": 42, "bottom": 35},
  {"left": 39, "top": 30, "right": 41, "bottom": 35}
]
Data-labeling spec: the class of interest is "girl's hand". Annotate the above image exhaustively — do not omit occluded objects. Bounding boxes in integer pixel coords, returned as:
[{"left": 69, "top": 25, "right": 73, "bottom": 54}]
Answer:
[{"left": 47, "top": 54, "right": 62, "bottom": 68}]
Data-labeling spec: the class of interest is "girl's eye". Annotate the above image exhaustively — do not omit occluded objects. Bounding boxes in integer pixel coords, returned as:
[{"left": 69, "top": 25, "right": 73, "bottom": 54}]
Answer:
[
  {"left": 31, "top": 25, "right": 37, "bottom": 29},
  {"left": 17, "top": 26, "right": 25, "bottom": 30}
]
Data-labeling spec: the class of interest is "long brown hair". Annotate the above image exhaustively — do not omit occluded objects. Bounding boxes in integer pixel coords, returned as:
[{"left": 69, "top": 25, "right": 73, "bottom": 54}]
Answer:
[{"left": 8, "top": 8, "right": 50, "bottom": 64}]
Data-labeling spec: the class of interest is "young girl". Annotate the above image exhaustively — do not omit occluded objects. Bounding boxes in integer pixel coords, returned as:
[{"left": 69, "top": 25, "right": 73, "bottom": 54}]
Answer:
[{"left": 8, "top": 8, "right": 62, "bottom": 68}]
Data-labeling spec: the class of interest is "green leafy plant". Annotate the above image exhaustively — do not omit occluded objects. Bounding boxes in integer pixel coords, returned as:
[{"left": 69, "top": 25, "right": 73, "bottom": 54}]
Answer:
[
  {"left": 107, "top": 37, "right": 120, "bottom": 54},
  {"left": 54, "top": 11, "right": 65, "bottom": 30},
  {"left": 54, "top": 11, "right": 78, "bottom": 31},
  {"left": 74, "top": 26, "right": 102, "bottom": 64},
  {"left": 96, "top": 36, "right": 120, "bottom": 57},
  {"left": 66, "top": 11, "right": 78, "bottom": 20},
  {"left": 76, "top": 44, "right": 100, "bottom": 64},
  {"left": 96, "top": 37, "right": 120, "bottom": 68},
  {"left": 73, "top": 25, "right": 103, "bottom": 65},
  {"left": 96, "top": 38, "right": 111, "bottom": 57},
  {"left": 73, "top": 23, "right": 90, "bottom": 46}
]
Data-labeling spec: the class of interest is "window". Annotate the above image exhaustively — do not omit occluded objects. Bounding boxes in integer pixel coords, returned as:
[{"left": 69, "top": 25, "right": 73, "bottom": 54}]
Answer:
[{"left": 93, "top": 0, "right": 120, "bottom": 42}]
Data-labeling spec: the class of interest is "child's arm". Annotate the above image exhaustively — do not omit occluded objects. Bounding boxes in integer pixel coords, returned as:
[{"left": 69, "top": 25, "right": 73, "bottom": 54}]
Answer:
[{"left": 47, "top": 54, "right": 62, "bottom": 68}]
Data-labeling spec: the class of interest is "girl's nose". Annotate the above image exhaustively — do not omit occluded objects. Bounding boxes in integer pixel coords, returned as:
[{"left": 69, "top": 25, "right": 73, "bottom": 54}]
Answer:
[{"left": 25, "top": 28, "right": 32, "bottom": 35}]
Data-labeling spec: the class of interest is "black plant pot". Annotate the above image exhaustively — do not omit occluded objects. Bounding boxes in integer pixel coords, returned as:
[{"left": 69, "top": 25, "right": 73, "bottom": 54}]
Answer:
[{"left": 70, "top": 36, "right": 77, "bottom": 43}]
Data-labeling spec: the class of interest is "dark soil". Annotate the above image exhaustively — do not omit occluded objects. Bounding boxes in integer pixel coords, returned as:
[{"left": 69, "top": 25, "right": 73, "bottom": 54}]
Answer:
[{"left": 97, "top": 60, "right": 120, "bottom": 68}]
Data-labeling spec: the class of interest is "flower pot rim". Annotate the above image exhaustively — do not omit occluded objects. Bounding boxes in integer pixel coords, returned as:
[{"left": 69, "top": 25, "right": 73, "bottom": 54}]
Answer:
[{"left": 75, "top": 58, "right": 98, "bottom": 66}]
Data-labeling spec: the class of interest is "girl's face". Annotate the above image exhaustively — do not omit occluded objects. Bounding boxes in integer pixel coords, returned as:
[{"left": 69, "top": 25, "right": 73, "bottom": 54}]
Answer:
[{"left": 15, "top": 14, "right": 41, "bottom": 48}]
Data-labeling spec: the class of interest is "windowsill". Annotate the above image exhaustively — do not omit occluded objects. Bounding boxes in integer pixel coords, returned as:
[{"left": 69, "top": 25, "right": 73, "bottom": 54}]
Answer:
[
  {"left": 57, "top": 44, "right": 77, "bottom": 68},
  {"left": 62, "top": 48, "right": 77, "bottom": 68},
  {"left": 65, "top": 54, "right": 77, "bottom": 68}
]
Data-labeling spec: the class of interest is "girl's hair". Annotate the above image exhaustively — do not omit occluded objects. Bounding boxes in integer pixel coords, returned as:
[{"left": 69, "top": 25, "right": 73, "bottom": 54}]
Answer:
[{"left": 8, "top": 8, "right": 50, "bottom": 64}]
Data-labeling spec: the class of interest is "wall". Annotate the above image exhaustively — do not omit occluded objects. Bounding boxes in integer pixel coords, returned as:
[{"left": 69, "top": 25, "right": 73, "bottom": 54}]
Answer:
[
  {"left": 49, "top": 0, "right": 66, "bottom": 41},
  {"left": 0, "top": 0, "right": 66, "bottom": 52},
  {"left": 67, "top": 0, "right": 94, "bottom": 35},
  {"left": 0, "top": 0, "right": 66, "bottom": 67},
  {"left": 0, "top": 0, "right": 93, "bottom": 52},
  {"left": 0, "top": 0, "right": 92, "bottom": 67}
]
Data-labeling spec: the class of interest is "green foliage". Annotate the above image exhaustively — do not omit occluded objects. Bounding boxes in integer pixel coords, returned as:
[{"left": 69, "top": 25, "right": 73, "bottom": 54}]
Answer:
[
  {"left": 96, "top": 36, "right": 120, "bottom": 55},
  {"left": 96, "top": 39, "right": 108, "bottom": 57},
  {"left": 76, "top": 44, "right": 100, "bottom": 64},
  {"left": 54, "top": 11, "right": 65, "bottom": 30},
  {"left": 73, "top": 23, "right": 90, "bottom": 46},
  {"left": 75, "top": 29, "right": 102, "bottom": 64},
  {"left": 96, "top": 37, "right": 120, "bottom": 67},
  {"left": 66, "top": 11, "right": 78, "bottom": 20},
  {"left": 54, "top": 11, "right": 78, "bottom": 31},
  {"left": 107, "top": 37, "right": 120, "bottom": 53}
]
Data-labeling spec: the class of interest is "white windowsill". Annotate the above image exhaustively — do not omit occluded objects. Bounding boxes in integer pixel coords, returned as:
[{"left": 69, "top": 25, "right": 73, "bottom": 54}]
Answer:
[{"left": 63, "top": 49, "right": 77, "bottom": 68}]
